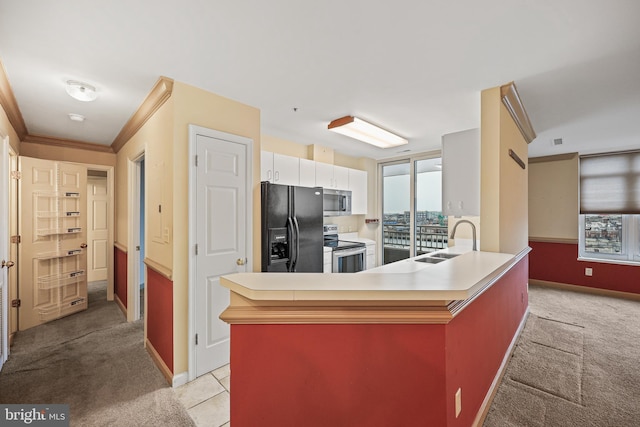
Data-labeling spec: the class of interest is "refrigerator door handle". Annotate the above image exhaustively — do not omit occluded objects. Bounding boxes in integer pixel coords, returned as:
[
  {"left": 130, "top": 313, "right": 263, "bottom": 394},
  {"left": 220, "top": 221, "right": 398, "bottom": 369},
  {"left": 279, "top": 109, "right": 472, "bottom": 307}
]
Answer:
[
  {"left": 287, "top": 216, "right": 295, "bottom": 271},
  {"left": 292, "top": 216, "right": 300, "bottom": 271}
]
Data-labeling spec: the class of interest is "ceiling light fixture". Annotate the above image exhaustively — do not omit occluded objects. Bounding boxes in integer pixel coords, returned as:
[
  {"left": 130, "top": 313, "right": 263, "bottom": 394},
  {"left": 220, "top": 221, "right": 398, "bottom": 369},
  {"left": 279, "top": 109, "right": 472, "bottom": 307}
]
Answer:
[
  {"left": 328, "top": 116, "right": 408, "bottom": 148},
  {"left": 68, "top": 113, "right": 85, "bottom": 122},
  {"left": 65, "top": 80, "right": 98, "bottom": 102}
]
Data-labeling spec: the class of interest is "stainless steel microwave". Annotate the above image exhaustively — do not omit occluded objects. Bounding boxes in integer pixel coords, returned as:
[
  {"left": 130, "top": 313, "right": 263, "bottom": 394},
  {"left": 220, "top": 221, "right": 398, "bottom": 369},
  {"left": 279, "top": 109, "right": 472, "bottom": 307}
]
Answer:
[{"left": 323, "top": 189, "right": 352, "bottom": 216}]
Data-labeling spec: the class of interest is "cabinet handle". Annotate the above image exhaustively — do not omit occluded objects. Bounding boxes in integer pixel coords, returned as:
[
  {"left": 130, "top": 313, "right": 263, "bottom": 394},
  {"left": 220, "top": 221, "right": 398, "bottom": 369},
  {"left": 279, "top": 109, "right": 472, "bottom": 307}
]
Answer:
[
  {"left": 80, "top": 243, "right": 88, "bottom": 249},
  {"left": 236, "top": 258, "right": 246, "bottom": 266},
  {"left": 267, "top": 170, "right": 272, "bottom": 181},
  {"left": 1, "top": 260, "right": 15, "bottom": 268},
  {"left": 275, "top": 171, "right": 279, "bottom": 182}
]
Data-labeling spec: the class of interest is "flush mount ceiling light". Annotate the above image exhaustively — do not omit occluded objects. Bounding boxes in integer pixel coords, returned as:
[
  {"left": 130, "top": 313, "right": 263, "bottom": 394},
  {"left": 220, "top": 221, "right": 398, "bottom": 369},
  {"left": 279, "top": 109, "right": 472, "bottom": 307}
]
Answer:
[
  {"left": 328, "top": 116, "right": 408, "bottom": 148},
  {"left": 65, "top": 80, "right": 97, "bottom": 102},
  {"left": 68, "top": 113, "right": 85, "bottom": 122}
]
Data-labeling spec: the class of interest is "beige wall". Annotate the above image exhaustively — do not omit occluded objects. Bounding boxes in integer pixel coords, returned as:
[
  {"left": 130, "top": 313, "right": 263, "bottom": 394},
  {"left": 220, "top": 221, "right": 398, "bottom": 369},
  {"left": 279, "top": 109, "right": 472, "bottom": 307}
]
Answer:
[
  {"left": 114, "top": 95, "right": 174, "bottom": 267},
  {"left": 480, "top": 87, "right": 529, "bottom": 254},
  {"left": 171, "top": 81, "right": 260, "bottom": 375},
  {"left": 262, "top": 134, "right": 309, "bottom": 158},
  {"left": 528, "top": 154, "right": 579, "bottom": 241},
  {"left": 115, "top": 81, "right": 261, "bottom": 376},
  {"left": 20, "top": 142, "right": 116, "bottom": 166}
]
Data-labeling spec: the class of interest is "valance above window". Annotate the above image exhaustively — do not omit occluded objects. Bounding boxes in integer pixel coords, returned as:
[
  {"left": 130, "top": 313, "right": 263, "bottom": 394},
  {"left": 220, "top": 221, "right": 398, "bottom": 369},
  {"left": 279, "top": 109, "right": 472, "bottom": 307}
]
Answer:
[{"left": 580, "top": 150, "right": 640, "bottom": 214}]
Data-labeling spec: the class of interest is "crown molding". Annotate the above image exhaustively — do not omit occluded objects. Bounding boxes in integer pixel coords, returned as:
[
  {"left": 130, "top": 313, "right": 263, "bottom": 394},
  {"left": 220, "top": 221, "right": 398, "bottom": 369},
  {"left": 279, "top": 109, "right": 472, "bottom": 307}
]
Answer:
[
  {"left": 529, "top": 152, "right": 578, "bottom": 164},
  {"left": 0, "top": 58, "right": 28, "bottom": 140},
  {"left": 111, "top": 76, "right": 174, "bottom": 153},
  {"left": 500, "top": 81, "right": 536, "bottom": 144},
  {"left": 23, "top": 134, "right": 114, "bottom": 153}
]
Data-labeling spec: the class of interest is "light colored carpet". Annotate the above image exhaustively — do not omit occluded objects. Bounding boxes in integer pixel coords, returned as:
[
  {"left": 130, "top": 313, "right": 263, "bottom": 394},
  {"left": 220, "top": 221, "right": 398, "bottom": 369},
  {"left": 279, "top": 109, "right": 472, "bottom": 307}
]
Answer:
[
  {"left": 0, "top": 281, "right": 195, "bottom": 427},
  {"left": 484, "top": 285, "right": 640, "bottom": 426}
]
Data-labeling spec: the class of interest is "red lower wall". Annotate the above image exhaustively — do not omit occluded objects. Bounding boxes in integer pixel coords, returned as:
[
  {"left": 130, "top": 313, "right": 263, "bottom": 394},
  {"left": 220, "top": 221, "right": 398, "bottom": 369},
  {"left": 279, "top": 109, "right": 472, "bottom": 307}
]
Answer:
[
  {"left": 229, "top": 256, "right": 529, "bottom": 426},
  {"left": 445, "top": 257, "right": 528, "bottom": 426},
  {"left": 146, "top": 267, "right": 174, "bottom": 373},
  {"left": 529, "top": 241, "right": 640, "bottom": 294},
  {"left": 114, "top": 246, "right": 127, "bottom": 307}
]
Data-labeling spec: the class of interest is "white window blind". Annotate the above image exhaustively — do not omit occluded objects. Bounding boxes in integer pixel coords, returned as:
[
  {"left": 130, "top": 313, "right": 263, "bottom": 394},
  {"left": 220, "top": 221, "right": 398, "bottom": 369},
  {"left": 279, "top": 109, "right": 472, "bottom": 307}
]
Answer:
[{"left": 580, "top": 150, "right": 640, "bottom": 214}]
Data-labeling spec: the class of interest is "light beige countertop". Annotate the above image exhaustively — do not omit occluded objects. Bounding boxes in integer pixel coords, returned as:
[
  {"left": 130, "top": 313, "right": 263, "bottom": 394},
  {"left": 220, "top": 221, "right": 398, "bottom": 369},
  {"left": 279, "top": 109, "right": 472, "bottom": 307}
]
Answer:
[{"left": 221, "top": 247, "right": 525, "bottom": 303}]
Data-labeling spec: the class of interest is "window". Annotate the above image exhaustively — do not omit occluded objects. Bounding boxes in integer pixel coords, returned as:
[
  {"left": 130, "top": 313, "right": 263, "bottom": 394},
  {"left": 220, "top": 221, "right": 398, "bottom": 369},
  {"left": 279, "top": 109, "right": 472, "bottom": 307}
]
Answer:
[
  {"left": 579, "top": 214, "right": 640, "bottom": 263},
  {"left": 381, "top": 155, "right": 446, "bottom": 265},
  {"left": 579, "top": 151, "right": 640, "bottom": 263}
]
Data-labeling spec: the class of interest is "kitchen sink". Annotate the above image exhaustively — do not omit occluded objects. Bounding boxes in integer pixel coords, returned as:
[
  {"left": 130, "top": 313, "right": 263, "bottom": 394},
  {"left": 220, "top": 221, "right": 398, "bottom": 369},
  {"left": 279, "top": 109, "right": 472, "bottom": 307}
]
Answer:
[
  {"left": 414, "top": 257, "right": 446, "bottom": 264},
  {"left": 431, "top": 253, "right": 461, "bottom": 259}
]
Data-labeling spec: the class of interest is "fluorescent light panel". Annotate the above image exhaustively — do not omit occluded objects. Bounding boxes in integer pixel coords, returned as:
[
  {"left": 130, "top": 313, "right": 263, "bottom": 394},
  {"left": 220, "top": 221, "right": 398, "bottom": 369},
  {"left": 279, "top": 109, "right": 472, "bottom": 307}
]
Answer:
[{"left": 328, "top": 116, "right": 408, "bottom": 148}]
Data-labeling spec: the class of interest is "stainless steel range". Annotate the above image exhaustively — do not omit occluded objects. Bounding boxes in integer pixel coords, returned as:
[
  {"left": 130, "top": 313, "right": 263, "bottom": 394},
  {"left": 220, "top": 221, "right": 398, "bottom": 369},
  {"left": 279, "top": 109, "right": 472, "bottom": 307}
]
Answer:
[{"left": 323, "top": 224, "right": 366, "bottom": 273}]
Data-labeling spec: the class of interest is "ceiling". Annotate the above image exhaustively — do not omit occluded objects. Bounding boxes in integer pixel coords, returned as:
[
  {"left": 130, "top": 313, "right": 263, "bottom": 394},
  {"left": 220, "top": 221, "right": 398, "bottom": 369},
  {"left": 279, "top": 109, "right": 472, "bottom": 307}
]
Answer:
[{"left": 0, "top": 0, "right": 639, "bottom": 160}]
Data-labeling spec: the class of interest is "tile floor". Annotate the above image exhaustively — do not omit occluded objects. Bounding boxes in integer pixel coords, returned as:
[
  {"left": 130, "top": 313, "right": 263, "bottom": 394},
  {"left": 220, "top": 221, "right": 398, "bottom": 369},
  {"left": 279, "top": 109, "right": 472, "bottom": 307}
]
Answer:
[{"left": 175, "top": 364, "right": 231, "bottom": 427}]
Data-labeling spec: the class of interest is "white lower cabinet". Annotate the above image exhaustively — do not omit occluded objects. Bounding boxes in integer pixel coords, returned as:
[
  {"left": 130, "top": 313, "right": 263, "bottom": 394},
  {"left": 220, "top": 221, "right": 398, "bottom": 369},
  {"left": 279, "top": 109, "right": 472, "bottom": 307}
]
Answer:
[
  {"left": 365, "top": 242, "right": 376, "bottom": 270},
  {"left": 323, "top": 247, "right": 332, "bottom": 273}
]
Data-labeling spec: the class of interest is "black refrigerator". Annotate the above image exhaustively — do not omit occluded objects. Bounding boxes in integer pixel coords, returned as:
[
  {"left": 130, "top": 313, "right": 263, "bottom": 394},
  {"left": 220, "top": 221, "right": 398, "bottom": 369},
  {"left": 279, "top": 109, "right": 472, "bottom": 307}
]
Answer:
[{"left": 261, "top": 181, "right": 323, "bottom": 272}]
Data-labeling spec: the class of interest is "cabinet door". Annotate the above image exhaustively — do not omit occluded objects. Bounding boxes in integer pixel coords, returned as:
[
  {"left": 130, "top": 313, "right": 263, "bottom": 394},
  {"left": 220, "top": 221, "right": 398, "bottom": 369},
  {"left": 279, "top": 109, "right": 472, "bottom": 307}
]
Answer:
[
  {"left": 366, "top": 243, "right": 376, "bottom": 269},
  {"left": 333, "top": 166, "right": 349, "bottom": 190},
  {"left": 260, "top": 151, "right": 274, "bottom": 182},
  {"left": 299, "top": 158, "right": 316, "bottom": 188},
  {"left": 348, "top": 169, "right": 368, "bottom": 214},
  {"left": 442, "top": 129, "right": 480, "bottom": 216},
  {"left": 273, "top": 154, "right": 300, "bottom": 186},
  {"left": 315, "top": 162, "right": 334, "bottom": 188}
]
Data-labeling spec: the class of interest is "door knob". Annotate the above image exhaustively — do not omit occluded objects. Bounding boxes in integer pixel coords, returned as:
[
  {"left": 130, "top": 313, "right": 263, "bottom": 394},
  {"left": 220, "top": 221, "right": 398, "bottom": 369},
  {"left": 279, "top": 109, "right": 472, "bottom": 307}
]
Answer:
[
  {"left": 80, "top": 243, "right": 88, "bottom": 249},
  {"left": 1, "top": 260, "right": 15, "bottom": 269},
  {"left": 236, "top": 258, "right": 246, "bottom": 266}
]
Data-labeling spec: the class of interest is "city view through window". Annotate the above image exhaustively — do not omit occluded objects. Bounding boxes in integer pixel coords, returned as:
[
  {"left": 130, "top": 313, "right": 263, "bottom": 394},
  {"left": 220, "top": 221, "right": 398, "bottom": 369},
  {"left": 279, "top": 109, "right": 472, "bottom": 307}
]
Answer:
[
  {"left": 382, "top": 158, "right": 448, "bottom": 264},
  {"left": 584, "top": 214, "right": 622, "bottom": 254}
]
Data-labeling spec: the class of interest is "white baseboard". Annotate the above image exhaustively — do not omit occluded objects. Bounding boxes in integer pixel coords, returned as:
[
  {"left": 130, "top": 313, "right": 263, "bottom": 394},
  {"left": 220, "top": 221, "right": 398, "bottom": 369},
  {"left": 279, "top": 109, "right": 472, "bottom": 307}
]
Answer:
[{"left": 172, "top": 371, "right": 189, "bottom": 388}]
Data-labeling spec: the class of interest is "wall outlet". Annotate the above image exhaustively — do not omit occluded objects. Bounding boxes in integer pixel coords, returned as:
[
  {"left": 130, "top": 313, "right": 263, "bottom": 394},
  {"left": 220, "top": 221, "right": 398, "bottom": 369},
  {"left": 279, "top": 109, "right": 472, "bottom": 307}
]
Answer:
[
  {"left": 585, "top": 267, "right": 593, "bottom": 277},
  {"left": 455, "top": 388, "right": 462, "bottom": 418}
]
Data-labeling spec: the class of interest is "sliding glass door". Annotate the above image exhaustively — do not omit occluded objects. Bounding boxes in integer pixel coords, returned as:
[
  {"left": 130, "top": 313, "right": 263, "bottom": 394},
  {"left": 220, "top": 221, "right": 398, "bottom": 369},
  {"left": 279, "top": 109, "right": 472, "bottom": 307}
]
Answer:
[
  {"left": 381, "top": 155, "right": 446, "bottom": 265},
  {"left": 382, "top": 161, "right": 411, "bottom": 264},
  {"left": 414, "top": 158, "right": 447, "bottom": 255}
]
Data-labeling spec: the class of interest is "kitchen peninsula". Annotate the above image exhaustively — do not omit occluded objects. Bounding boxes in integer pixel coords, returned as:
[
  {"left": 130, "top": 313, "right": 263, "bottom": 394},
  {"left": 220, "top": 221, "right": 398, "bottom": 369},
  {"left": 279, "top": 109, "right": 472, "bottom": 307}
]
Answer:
[{"left": 220, "top": 247, "right": 530, "bottom": 427}]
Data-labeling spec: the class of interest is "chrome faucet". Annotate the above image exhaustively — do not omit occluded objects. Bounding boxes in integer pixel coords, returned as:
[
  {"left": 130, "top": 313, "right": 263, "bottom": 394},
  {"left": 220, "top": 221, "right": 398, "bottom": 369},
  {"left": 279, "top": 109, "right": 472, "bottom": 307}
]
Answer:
[{"left": 450, "top": 219, "right": 477, "bottom": 251}]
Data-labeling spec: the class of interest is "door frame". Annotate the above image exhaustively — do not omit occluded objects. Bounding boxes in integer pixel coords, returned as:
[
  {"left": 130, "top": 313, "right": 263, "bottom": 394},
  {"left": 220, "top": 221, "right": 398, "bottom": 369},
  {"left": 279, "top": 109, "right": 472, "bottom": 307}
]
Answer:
[
  {"left": 127, "top": 151, "right": 145, "bottom": 322},
  {"left": 83, "top": 163, "right": 115, "bottom": 302},
  {"left": 187, "top": 124, "right": 253, "bottom": 383},
  {"left": 0, "top": 133, "right": 9, "bottom": 370}
]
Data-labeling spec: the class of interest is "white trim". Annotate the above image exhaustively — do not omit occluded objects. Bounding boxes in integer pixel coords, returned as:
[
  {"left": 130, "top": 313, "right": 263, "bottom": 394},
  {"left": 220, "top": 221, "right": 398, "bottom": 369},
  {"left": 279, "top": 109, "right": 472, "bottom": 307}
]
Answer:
[
  {"left": 576, "top": 256, "right": 640, "bottom": 267},
  {"left": 0, "top": 134, "right": 9, "bottom": 370},
  {"left": 188, "top": 124, "right": 253, "bottom": 381},
  {"left": 172, "top": 371, "right": 189, "bottom": 388},
  {"left": 128, "top": 151, "right": 145, "bottom": 322}
]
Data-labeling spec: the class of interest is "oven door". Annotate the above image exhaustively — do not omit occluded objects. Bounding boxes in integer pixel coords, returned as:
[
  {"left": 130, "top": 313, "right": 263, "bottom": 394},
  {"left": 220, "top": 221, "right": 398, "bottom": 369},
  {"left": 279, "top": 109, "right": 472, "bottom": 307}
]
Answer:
[{"left": 332, "top": 246, "right": 366, "bottom": 273}]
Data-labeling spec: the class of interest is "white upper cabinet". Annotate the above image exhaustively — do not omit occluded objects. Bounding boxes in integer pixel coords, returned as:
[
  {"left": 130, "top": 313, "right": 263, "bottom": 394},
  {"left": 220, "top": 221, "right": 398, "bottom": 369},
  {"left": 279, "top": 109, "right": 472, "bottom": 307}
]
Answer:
[
  {"left": 316, "top": 162, "right": 349, "bottom": 190},
  {"left": 315, "top": 162, "right": 334, "bottom": 188},
  {"left": 260, "top": 151, "right": 274, "bottom": 182},
  {"left": 261, "top": 151, "right": 300, "bottom": 186},
  {"left": 333, "top": 166, "right": 349, "bottom": 190},
  {"left": 348, "top": 168, "right": 367, "bottom": 215},
  {"left": 261, "top": 151, "right": 368, "bottom": 215},
  {"left": 299, "top": 158, "right": 316, "bottom": 188},
  {"left": 442, "top": 128, "right": 480, "bottom": 216}
]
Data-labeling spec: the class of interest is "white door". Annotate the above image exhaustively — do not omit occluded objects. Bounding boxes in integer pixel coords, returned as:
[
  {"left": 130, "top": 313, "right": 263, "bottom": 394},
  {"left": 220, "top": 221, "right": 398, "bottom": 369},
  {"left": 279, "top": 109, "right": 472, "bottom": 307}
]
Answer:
[
  {"left": 87, "top": 176, "right": 109, "bottom": 282},
  {"left": 18, "top": 157, "right": 88, "bottom": 330},
  {"left": 194, "top": 131, "right": 249, "bottom": 377},
  {"left": 0, "top": 137, "right": 10, "bottom": 371}
]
